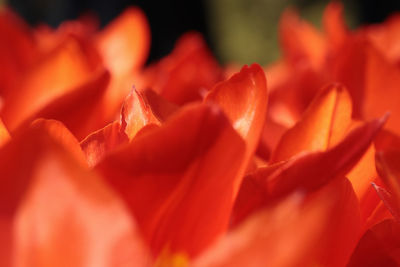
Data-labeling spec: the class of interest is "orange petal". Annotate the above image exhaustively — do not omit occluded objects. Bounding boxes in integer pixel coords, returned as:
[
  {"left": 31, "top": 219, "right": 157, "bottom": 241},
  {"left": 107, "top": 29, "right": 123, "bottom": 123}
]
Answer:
[
  {"left": 272, "top": 83, "right": 352, "bottom": 162},
  {"left": 23, "top": 69, "right": 110, "bottom": 140},
  {"left": 142, "top": 32, "right": 223, "bottom": 105},
  {"left": 97, "top": 103, "right": 246, "bottom": 258},
  {"left": 96, "top": 7, "right": 150, "bottom": 75},
  {"left": 1, "top": 36, "right": 100, "bottom": 131},
  {"left": 120, "top": 89, "right": 161, "bottom": 140},
  {"left": 80, "top": 121, "right": 129, "bottom": 167},
  {"left": 347, "top": 219, "right": 400, "bottom": 266},
  {"left": 10, "top": 134, "right": 151, "bottom": 267},
  {"left": 0, "top": 117, "right": 10, "bottom": 147},
  {"left": 268, "top": 115, "right": 387, "bottom": 200},
  {"left": 233, "top": 116, "right": 385, "bottom": 225},
  {"left": 205, "top": 64, "right": 268, "bottom": 193},
  {"left": 194, "top": 178, "right": 360, "bottom": 267},
  {"left": 205, "top": 64, "right": 268, "bottom": 158},
  {"left": 347, "top": 144, "right": 378, "bottom": 201}
]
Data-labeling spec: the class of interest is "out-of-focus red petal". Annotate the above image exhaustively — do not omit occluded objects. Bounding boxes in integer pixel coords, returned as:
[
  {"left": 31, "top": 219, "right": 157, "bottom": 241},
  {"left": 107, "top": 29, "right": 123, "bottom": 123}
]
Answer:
[
  {"left": 1, "top": 36, "right": 100, "bottom": 131},
  {"left": 0, "top": 8, "right": 37, "bottom": 96},
  {"left": 365, "top": 14, "right": 400, "bottom": 64},
  {"left": 323, "top": 2, "right": 348, "bottom": 49},
  {"left": 142, "top": 32, "right": 223, "bottom": 105},
  {"left": 335, "top": 37, "right": 400, "bottom": 133},
  {"left": 279, "top": 9, "right": 326, "bottom": 70},
  {"left": 347, "top": 219, "right": 400, "bottom": 267},
  {"left": 34, "top": 14, "right": 99, "bottom": 53},
  {"left": 0, "top": 118, "right": 10, "bottom": 147},
  {"left": 13, "top": 143, "right": 151, "bottom": 267},
  {"left": 375, "top": 129, "right": 400, "bottom": 151},
  {"left": 375, "top": 150, "right": 400, "bottom": 221},
  {"left": 80, "top": 121, "right": 129, "bottom": 167},
  {"left": 194, "top": 178, "right": 360, "bottom": 267},
  {"left": 22, "top": 69, "right": 110, "bottom": 140},
  {"left": 363, "top": 46, "right": 400, "bottom": 134},
  {"left": 0, "top": 119, "right": 85, "bottom": 215},
  {"left": 272, "top": 83, "right": 352, "bottom": 162},
  {"left": 97, "top": 103, "right": 246, "bottom": 258},
  {"left": 96, "top": 7, "right": 150, "bottom": 74},
  {"left": 30, "top": 119, "right": 87, "bottom": 166},
  {"left": 0, "top": 119, "right": 86, "bottom": 266},
  {"left": 120, "top": 89, "right": 161, "bottom": 140}
]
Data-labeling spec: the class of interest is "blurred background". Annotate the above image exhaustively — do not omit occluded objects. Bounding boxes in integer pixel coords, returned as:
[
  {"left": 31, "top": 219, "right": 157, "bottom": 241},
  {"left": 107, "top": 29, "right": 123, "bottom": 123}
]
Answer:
[{"left": 4, "top": 0, "right": 400, "bottom": 65}]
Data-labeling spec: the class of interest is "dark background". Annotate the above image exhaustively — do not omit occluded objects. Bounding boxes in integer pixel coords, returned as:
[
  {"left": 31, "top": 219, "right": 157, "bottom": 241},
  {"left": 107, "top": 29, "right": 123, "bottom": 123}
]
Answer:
[{"left": 7, "top": 0, "right": 400, "bottom": 64}]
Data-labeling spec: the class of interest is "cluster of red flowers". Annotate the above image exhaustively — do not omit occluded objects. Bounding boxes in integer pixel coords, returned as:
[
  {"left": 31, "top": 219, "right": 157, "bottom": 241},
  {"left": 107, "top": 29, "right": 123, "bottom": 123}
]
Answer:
[{"left": 1, "top": 2, "right": 400, "bottom": 266}]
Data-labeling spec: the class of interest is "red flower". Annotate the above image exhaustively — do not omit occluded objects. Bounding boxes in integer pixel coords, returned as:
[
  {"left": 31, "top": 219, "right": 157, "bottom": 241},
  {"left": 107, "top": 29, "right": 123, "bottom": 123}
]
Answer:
[{"left": 1, "top": 3, "right": 400, "bottom": 266}]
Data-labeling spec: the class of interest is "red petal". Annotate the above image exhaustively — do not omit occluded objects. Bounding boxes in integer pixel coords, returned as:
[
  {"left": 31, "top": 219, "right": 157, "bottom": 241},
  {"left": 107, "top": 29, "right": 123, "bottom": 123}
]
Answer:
[
  {"left": 375, "top": 129, "right": 400, "bottom": 151},
  {"left": 206, "top": 63, "right": 267, "bottom": 153},
  {"left": 372, "top": 183, "right": 400, "bottom": 222},
  {"left": 80, "top": 121, "right": 129, "bottom": 167},
  {"left": 323, "top": 2, "right": 348, "bottom": 48},
  {"left": 268, "top": 115, "right": 387, "bottom": 199},
  {"left": 11, "top": 135, "right": 151, "bottom": 267},
  {"left": 24, "top": 69, "right": 110, "bottom": 140},
  {"left": 347, "top": 219, "right": 400, "bottom": 266},
  {"left": 0, "top": 8, "right": 37, "bottom": 97},
  {"left": 232, "top": 116, "right": 386, "bottom": 225},
  {"left": 120, "top": 89, "right": 161, "bottom": 140},
  {"left": 0, "top": 119, "right": 85, "bottom": 215},
  {"left": 142, "top": 89, "right": 179, "bottom": 122},
  {"left": 272, "top": 83, "right": 352, "bottom": 162},
  {"left": 279, "top": 9, "right": 326, "bottom": 70},
  {"left": 96, "top": 7, "right": 150, "bottom": 74},
  {"left": 1, "top": 36, "right": 100, "bottom": 131},
  {"left": 194, "top": 178, "right": 360, "bottom": 267},
  {"left": 365, "top": 14, "right": 400, "bottom": 64},
  {"left": 205, "top": 64, "right": 268, "bottom": 192},
  {"left": 142, "top": 32, "right": 223, "bottom": 105},
  {"left": 334, "top": 37, "right": 400, "bottom": 133},
  {"left": 375, "top": 149, "right": 400, "bottom": 222},
  {"left": 0, "top": 119, "right": 86, "bottom": 266},
  {"left": 97, "top": 103, "right": 246, "bottom": 258}
]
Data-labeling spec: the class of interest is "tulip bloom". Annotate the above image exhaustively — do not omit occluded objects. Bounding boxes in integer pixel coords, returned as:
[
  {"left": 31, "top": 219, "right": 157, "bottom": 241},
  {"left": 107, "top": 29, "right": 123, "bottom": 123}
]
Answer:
[{"left": 1, "top": 3, "right": 400, "bottom": 267}]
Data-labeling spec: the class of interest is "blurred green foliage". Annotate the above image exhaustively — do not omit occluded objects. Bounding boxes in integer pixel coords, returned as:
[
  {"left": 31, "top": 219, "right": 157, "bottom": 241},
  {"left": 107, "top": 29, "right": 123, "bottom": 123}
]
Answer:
[{"left": 206, "top": 0, "right": 357, "bottom": 65}]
